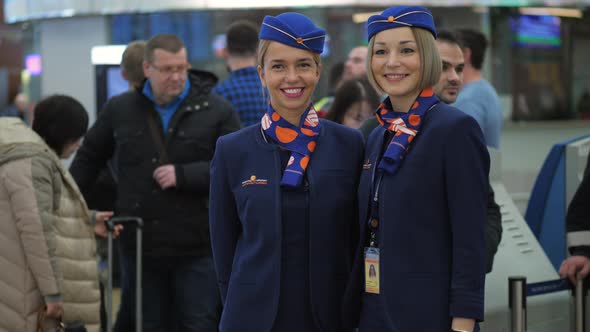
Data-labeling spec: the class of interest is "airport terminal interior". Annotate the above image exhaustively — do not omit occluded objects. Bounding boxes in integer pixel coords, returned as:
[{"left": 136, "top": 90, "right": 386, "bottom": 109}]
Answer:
[{"left": 1, "top": 0, "right": 590, "bottom": 331}]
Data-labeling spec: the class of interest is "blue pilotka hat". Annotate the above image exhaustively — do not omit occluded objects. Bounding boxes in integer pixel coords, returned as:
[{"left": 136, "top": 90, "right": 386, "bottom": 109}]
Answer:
[
  {"left": 367, "top": 6, "right": 437, "bottom": 41},
  {"left": 259, "top": 12, "right": 326, "bottom": 54}
]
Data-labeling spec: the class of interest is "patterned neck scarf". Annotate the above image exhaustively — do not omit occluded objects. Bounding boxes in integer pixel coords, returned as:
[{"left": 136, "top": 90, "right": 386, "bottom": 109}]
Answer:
[
  {"left": 261, "top": 103, "right": 321, "bottom": 187},
  {"left": 375, "top": 87, "right": 439, "bottom": 174}
]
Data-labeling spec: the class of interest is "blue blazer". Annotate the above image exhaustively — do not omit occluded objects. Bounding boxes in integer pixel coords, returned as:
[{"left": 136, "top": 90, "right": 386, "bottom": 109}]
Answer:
[
  {"left": 343, "top": 103, "right": 489, "bottom": 331},
  {"left": 210, "top": 120, "right": 364, "bottom": 332}
]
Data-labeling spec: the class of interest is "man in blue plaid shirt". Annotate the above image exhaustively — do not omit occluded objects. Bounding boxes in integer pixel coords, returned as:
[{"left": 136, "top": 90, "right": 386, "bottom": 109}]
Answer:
[{"left": 213, "top": 20, "right": 266, "bottom": 127}]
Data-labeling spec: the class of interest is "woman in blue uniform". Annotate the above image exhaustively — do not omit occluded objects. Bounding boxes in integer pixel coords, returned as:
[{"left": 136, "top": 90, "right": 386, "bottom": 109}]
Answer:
[
  {"left": 209, "top": 12, "right": 363, "bottom": 332},
  {"left": 343, "top": 6, "right": 489, "bottom": 332}
]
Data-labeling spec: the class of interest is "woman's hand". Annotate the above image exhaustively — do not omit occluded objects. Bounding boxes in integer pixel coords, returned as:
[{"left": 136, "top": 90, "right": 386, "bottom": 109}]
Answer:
[
  {"left": 94, "top": 211, "right": 123, "bottom": 238},
  {"left": 451, "top": 317, "right": 475, "bottom": 332},
  {"left": 45, "top": 302, "right": 63, "bottom": 318},
  {"left": 96, "top": 211, "right": 113, "bottom": 224}
]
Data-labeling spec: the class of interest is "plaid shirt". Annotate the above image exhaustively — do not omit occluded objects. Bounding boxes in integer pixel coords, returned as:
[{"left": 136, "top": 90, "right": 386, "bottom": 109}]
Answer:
[{"left": 213, "top": 66, "right": 266, "bottom": 127}]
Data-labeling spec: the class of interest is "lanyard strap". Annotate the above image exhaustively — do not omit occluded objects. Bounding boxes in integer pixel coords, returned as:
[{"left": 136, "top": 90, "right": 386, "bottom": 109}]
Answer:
[
  {"left": 368, "top": 172, "right": 383, "bottom": 247},
  {"left": 367, "top": 130, "right": 395, "bottom": 247}
]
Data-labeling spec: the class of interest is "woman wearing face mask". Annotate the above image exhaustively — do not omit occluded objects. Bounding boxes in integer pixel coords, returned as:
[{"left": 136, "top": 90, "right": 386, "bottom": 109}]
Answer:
[
  {"left": 343, "top": 6, "right": 489, "bottom": 332},
  {"left": 209, "top": 12, "right": 363, "bottom": 332}
]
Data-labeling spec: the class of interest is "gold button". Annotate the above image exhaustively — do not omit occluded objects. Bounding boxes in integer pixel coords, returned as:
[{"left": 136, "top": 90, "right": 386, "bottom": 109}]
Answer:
[
  {"left": 296, "top": 37, "right": 303, "bottom": 44},
  {"left": 388, "top": 16, "right": 395, "bottom": 22},
  {"left": 370, "top": 218, "right": 379, "bottom": 228}
]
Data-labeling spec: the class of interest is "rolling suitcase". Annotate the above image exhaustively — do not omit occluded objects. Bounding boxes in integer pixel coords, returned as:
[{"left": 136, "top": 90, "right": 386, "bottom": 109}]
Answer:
[{"left": 106, "top": 217, "right": 143, "bottom": 332}]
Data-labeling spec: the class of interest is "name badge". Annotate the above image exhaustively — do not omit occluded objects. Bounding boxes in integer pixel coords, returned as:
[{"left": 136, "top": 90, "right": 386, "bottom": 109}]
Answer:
[{"left": 364, "top": 247, "right": 380, "bottom": 294}]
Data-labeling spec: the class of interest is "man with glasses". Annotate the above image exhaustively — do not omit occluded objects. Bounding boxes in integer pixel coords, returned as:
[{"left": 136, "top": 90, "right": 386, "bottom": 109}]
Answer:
[{"left": 71, "top": 34, "right": 240, "bottom": 331}]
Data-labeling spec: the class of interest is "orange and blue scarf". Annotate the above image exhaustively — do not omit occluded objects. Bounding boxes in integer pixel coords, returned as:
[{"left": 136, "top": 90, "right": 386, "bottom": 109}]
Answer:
[
  {"left": 375, "top": 88, "right": 439, "bottom": 174},
  {"left": 261, "top": 104, "right": 321, "bottom": 187}
]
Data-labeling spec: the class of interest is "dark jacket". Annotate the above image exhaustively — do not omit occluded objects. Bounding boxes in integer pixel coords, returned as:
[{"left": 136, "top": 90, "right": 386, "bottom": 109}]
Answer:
[
  {"left": 566, "top": 152, "right": 590, "bottom": 258},
  {"left": 209, "top": 121, "right": 363, "bottom": 332},
  {"left": 70, "top": 69, "right": 241, "bottom": 257},
  {"left": 344, "top": 103, "right": 489, "bottom": 330},
  {"left": 485, "top": 182, "right": 502, "bottom": 272}
]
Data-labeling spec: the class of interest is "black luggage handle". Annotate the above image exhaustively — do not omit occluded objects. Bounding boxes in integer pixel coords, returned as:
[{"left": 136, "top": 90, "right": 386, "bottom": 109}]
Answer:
[
  {"left": 106, "top": 216, "right": 142, "bottom": 332},
  {"left": 106, "top": 216, "right": 144, "bottom": 231}
]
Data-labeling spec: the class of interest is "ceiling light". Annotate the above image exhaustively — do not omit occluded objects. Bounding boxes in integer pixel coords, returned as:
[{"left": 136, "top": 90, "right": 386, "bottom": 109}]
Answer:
[
  {"left": 519, "top": 7, "right": 583, "bottom": 18},
  {"left": 352, "top": 11, "right": 380, "bottom": 24}
]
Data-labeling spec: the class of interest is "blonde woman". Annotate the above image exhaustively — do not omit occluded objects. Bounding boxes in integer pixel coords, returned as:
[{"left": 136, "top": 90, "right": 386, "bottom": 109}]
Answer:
[
  {"left": 210, "top": 12, "right": 363, "bottom": 332},
  {"left": 343, "top": 6, "right": 489, "bottom": 332}
]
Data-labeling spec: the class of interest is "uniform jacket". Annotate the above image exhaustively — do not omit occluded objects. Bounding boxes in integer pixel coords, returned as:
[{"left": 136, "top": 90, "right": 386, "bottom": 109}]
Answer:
[
  {"left": 343, "top": 103, "right": 489, "bottom": 331},
  {"left": 0, "top": 118, "right": 100, "bottom": 332},
  {"left": 209, "top": 120, "right": 364, "bottom": 332},
  {"left": 360, "top": 117, "right": 502, "bottom": 274},
  {"left": 70, "top": 69, "right": 241, "bottom": 257}
]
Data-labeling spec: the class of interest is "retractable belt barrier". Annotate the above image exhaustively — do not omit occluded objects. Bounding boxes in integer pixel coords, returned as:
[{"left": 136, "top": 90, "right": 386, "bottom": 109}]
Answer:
[{"left": 509, "top": 276, "right": 587, "bottom": 332}]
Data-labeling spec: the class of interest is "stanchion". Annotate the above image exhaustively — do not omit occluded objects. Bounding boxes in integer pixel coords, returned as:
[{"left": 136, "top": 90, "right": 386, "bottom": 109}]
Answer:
[
  {"left": 508, "top": 276, "right": 586, "bottom": 331},
  {"left": 574, "top": 277, "right": 586, "bottom": 332},
  {"left": 509, "top": 276, "right": 527, "bottom": 332}
]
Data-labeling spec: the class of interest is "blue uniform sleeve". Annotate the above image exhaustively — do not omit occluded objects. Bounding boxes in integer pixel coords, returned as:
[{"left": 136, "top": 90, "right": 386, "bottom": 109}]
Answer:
[
  {"left": 444, "top": 115, "right": 489, "bottom": 321},
  {"left": 209, "top": 136, "right": 241, "bottom": 304}
]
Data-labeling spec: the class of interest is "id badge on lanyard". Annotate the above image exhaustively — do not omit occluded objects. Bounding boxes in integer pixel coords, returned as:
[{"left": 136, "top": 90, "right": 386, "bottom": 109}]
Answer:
[
  {"left": 364, "top": 163, "right": 383, "bottom": 294},
  {"left": 364, "top": 247, "right": 380, "bottom": 294}
]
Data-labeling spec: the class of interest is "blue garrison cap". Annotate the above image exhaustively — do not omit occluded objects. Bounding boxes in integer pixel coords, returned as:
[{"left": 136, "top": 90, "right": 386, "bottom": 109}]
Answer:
[
  {"left": 367, "top": 6, "right": 437, "bottom": 41},
  {"left": 259, "top": 12, "right": 326, "bottom": 54}
]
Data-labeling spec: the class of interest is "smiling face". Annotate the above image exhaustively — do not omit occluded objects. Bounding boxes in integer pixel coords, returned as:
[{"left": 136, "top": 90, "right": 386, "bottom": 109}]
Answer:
[
  {"left": 370, "top": 27, "right": 421, "bottom": 110},
  {"left": 433, "top": 40, "right": 464, "bottom": 104},
  {"left": 257, "top": 41, "right": 321, "bottom": 124}
]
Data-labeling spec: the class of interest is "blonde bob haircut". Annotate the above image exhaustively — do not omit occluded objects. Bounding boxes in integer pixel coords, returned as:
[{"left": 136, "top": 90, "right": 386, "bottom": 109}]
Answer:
[
  {"left": 257, "top": 39, "right": 321, "bottom": 68},
  {"left": 367, "top": 27, "right": 441, "bottom": 96}
]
